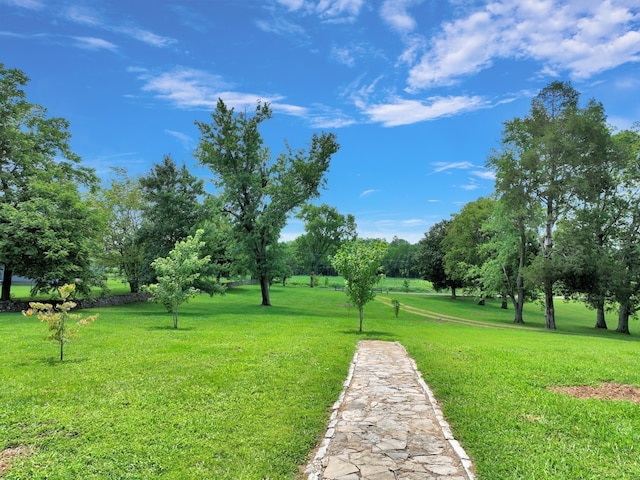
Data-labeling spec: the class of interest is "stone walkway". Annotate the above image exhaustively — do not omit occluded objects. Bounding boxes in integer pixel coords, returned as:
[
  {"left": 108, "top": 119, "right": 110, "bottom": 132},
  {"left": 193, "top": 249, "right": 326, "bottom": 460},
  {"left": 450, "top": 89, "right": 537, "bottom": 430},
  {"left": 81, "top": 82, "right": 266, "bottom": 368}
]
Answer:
[{"left": 304, "top": 340, "right": 474, "bottom": 480}]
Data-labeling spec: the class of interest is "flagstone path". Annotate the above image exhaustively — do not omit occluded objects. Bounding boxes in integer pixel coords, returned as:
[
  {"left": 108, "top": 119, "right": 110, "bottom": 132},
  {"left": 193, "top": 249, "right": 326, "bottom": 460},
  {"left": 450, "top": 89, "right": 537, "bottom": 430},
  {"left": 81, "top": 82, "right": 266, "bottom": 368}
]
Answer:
[{"left": 304, "top": 340, "right": 475, "bottom": 480}]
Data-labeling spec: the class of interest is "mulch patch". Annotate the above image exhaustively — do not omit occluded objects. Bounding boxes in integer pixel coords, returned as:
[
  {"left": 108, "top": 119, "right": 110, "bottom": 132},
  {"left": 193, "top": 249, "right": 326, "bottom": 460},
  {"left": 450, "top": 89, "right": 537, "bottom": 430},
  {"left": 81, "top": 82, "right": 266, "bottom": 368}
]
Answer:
[{"left": 549, "top": 382, "right": 640, "bottom": 404}]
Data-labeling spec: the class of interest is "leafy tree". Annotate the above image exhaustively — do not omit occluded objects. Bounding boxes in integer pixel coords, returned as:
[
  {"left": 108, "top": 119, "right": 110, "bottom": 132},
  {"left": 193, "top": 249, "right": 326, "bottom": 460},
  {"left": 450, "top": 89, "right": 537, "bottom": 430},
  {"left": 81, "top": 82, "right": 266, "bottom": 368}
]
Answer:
[
  {"left": 442, "top": 197, "right": 495, "bottom": 302},
  {"left": 100, "top": 168, "right": 146, "bottom": 293},
  {"left": 491, "top": 81, "right": 614, "bottom": 329},
  {"left": 295, "top": 203, "right": 356, "bottom": 286},
  {"left": 0, "top": 177, "right": 105, "bottom": 297},
  {"left": 146, "top": 230, "right": 218, "bottom": 329},
  {"left": 23, "top": 283, "right": 98, "bottom": 361},
  {"left": 331, "top": 239, "right": 387, "bottom": 332},
  {"left": 414, "top": 220, "right": 462, "bottom": 298},
  {"left": 138, "top": 155, "right": 207, "bottom": 284},
  {"left": 195, "top": 99, "right": 339, "bottom": 306},
  {"left": 0, "top": 64, "right": 97, "bottom": 300},
  {"left": 381, "top": 237, "right": 418, "bottom": 278}
]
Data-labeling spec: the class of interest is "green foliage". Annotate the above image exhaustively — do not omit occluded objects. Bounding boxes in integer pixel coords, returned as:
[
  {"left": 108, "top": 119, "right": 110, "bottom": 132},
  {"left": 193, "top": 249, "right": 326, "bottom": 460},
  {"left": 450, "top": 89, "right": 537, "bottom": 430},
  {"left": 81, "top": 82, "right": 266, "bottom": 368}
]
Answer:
[
  {"left": 195, "top": 99, "right": 339, "bottom": 306},
  {"left": 22, "top": 283, "right": 98, "bottom": 361},
  {"left": 146, "top": 230, "right": 217, "bottom": 329},
  {"left": 331, "top": 239, "right": 388, "bottom": 331},
  {"left": 414, "top": 220, "right": 463, "bottom": 297},
  {"left": 391, "top": 298, "right": 400, "bottom": 317},
  {"left": 0, "top": 63, "right": 98, "bottom": 300}
]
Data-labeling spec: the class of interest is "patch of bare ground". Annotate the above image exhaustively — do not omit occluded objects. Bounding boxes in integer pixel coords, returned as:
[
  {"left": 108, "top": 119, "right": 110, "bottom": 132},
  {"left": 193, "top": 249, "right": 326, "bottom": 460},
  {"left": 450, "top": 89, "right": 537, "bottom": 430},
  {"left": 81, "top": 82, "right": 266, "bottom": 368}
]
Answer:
[
  {"left": 0, "top": 445, "right": 33, "bottom": 476},
  {"left": 549, "top": 383, "right": 640, "bottom": 404}
]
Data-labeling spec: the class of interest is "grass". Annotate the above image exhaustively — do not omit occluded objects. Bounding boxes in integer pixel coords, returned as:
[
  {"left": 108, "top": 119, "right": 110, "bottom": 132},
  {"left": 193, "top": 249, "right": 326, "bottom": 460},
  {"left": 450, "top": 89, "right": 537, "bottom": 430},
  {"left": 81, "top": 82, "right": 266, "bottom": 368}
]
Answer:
[
  {"left": 7, "top": 279, "right": 132, "bottom": 301},
  {"left": 2, "top": 284, "right": 640, "bottom": 479},
  {"left": 287, "top": 274, "right": 435, "bottom": 293}
]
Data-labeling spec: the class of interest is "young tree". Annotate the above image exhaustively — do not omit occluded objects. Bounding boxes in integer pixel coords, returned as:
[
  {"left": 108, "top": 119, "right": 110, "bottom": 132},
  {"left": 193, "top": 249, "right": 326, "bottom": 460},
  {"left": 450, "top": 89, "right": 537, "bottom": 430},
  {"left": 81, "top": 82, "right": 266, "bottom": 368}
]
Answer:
[
  {"left": 195, "top": 99, "right": 339, "bottom": 306},
  {"left": 295, "top": 203, "right": 356, "bottom": 286},
  {"left": 146, "top": 230, "right": 217, "bottom": 329},
  {"left": 0, "top": 64, "right": 97, "bottom": 300},
  {"left": 23, "top": 283, "right": 98, "bottom": 361},
  {"left": 331, "top": 239, "right": 387, "bottom": 332}
]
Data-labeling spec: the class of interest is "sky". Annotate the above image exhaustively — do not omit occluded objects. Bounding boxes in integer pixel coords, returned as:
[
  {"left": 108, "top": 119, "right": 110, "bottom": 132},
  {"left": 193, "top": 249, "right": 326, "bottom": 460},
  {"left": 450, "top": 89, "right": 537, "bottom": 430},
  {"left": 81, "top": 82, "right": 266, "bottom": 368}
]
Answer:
[{"left": 1, "top": 0, "right": 639, "bottom": 243}]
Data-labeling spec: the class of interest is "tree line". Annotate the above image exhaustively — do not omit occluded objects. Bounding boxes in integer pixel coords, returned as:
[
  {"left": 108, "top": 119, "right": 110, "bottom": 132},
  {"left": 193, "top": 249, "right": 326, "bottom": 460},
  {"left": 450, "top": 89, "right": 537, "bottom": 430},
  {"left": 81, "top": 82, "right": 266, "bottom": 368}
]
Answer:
[{"left": 2, "top": 64, "right": 638, "bottom": 333}]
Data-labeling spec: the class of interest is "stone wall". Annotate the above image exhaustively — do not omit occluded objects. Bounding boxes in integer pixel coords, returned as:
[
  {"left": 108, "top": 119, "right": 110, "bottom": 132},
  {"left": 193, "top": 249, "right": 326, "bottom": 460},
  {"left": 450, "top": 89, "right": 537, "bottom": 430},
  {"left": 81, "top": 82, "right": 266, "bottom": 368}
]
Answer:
[{"left": 0, "top": 292, "right": 152, "bottom": 313}]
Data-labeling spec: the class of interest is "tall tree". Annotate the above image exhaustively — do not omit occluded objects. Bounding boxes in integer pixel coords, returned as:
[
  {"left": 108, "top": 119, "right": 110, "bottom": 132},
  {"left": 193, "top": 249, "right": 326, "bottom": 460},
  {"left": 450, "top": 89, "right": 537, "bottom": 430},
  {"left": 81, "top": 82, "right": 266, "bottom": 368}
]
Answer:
[
  {"left": 331, "top": 239, "right": 387, "bottom": 332},
  {"left": 414, "top": 220, "right": 463, "bottom": 299},
  {"left": 491, "top": 81, "right": 613, "bottom": 329},
  {"left": 138, "top": 155, "right": 207, "bottom": 284},
  {"left": 295, "top": 203, "right": 356, "bottom": 286},
  {"left": 195, "top": 99, "right": 339, "bottom": 306},
  {"left": 0, "top": 64, "right": 98, "bottom": 300}
]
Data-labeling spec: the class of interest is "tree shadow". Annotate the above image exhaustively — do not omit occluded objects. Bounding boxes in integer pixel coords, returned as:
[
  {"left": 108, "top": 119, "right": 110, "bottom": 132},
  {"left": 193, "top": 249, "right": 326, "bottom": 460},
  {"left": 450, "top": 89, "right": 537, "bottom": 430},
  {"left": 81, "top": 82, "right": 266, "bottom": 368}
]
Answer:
[
  {"left": 340, "top": 330, "right": 397, "bottom": 339},
  {"left": 146, "top": 326, "right": 196, "bottom": 332}
]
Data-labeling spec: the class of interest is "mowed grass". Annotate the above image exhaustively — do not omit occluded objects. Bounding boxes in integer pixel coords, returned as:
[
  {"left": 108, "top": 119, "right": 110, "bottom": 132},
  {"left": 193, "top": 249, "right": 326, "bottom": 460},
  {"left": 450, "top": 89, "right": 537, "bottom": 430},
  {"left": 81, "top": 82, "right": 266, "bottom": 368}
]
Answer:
[{"left": 2, "top": 285, "right": 640, "bottom": 479}]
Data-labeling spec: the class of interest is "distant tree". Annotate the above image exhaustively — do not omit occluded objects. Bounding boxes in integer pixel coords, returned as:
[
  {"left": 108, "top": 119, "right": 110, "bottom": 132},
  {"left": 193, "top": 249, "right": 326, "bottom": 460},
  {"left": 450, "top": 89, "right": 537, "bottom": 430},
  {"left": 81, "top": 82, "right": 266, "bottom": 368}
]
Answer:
[
  {"left": 295, "top": 203, "right": 356, "bottom": 286},
  {"left": 331, "top": 239, "right": 387, "bottom": 332},
  {"left": 195, "top": 99, "right": 339, "bottom": 306},
  {"left": 100, "top": 168, "right": 146, "bottom": 293},
  {"left": 138, "top": 155, "right": 207, "bottom": 284},
  {"left": 442, "top": 197, "right": 495, "bottom": 302},
  {"left": 23, "top": 283, "right": 98, "bottom": 361},
  {"left": 414, "top": 220, "right": 462, "bottom": 298},
  {"left": 146, "top": 230, "right": 218, "bottom": 329},
  {"left": 382, "top": 237, "right": 418, "bottom": 278},
  {"left": 0, "top": 63, "right": 97, "bottom": 300}
]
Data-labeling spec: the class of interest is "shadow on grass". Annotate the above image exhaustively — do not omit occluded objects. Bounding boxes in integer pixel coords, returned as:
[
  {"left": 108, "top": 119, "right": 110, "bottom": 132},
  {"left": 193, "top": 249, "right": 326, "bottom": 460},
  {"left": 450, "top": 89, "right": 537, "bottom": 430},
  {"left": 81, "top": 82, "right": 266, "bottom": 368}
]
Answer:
[
  {"left": 146, "top": 325, "right": 197, "bottom": 332},
  {"left": 340, "top": 330, "right": 397, "bottom": 339}
]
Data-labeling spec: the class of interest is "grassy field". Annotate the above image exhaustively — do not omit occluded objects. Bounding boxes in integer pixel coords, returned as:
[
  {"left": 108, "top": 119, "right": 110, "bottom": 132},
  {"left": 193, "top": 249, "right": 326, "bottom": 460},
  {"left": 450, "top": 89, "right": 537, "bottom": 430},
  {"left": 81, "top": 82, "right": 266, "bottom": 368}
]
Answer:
[
  {"left": 286, "top": 275, "right": 435, "bottom": 293},
  {"left": 1, "top": 285, "right": 639, "bottom": 479}
]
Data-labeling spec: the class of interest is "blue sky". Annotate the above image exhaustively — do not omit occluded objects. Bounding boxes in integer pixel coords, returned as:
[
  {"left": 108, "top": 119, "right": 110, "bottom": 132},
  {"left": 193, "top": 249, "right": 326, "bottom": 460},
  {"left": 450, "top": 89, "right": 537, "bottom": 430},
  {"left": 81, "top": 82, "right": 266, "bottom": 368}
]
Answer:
[{"left": 2, "top": 0, "right": 639, "bottom": 243}]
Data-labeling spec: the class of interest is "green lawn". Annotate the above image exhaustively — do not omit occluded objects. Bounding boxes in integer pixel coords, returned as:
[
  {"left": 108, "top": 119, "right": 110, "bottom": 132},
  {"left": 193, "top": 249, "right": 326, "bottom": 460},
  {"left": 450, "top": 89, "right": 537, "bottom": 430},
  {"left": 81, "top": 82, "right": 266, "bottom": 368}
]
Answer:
[{"left": 1, "top": 285, "right": 639, "bottom": 479}]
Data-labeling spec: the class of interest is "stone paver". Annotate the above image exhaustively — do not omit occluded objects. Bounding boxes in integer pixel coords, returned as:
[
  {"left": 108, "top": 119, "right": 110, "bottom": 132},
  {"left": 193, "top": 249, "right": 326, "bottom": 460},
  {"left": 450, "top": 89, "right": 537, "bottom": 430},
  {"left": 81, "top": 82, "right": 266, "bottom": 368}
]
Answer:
[{"left": 305, "top": 340, "right": 474, "bottom": 480}]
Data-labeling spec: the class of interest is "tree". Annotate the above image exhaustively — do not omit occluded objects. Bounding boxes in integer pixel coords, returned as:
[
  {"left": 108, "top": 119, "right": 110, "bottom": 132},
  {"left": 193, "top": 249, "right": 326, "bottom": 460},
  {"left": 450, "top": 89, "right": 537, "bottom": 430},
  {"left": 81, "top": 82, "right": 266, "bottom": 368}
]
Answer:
[
  {"left": 442, "top": 197, "right": 495, "bottom": 302},
  {"left": 195, "top": 99, "right": 339, "bottom": 306},
  {"left": 414, "top": 220, "right": 463, "bottom": 298},
  {"left": 331, "top": 239, "right": 387, "bottom": 332},
  {"left": 491, "top": 81, "right": 614, "bottom": 329},
  {"left": 0, "top": 64, "right": 97, "bottom": 300},
  {"left": 138, "top": 155, "right": 208, "bottom": 285},
  {"left": 295, "top": 203, "right": 356, "bottom": 286},
  {"left": 146, "top": 230, "right": 217, "bottom": 329},
  {"left": 100, "top": 168, "right": 146, "bottom": 293},
  {"left": 382, "top": 237, "right": 418, "bottom": 278},
  {"left": 23, "top": 283, "right": 98, "bottom": 361}
]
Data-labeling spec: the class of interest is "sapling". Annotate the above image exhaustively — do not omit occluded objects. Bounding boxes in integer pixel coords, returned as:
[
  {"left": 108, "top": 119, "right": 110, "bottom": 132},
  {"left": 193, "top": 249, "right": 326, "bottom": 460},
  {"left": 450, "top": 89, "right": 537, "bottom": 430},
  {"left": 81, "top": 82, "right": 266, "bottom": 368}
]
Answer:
[{"left": 23, "top": 283, "right": 98, "bottom": 361}]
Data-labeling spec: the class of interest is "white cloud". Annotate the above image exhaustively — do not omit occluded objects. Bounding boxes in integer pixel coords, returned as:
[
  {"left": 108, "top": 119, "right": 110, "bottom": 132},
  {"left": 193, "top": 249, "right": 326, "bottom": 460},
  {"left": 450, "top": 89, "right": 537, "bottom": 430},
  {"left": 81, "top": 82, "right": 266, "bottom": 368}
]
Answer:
[
  {"left": 432, "top": 161, "right": 474, "bottom": 173},
  {"left": 360, "top": 189, "right": 378, "bottom": 197},
  {"left": 407, "top": 0, "right": 640, "bottom": 90},
  {"left": 255, "top": 17, "right": 306, "bottom": 37},
  {"left": 165, "top": 129, "right": 193, "bottom": 150},
  {"left": 471, "top": 169, "right": 496, "bottom": 180},
  {"left": 0, "top": 0, "right": 43, "bottom": 9},
  {"left": 72, "top": 36, "right": 118, "bottom": 52},
  {"left": 316, "top": 0, "right": 364, "bottom": 22},
  {"left": 363, "top": 95, "right": 486, "bottom": 126},
  {"left": 115, "top": 26, "right": 176, "bottom": 48},
  {"left": 64, "top": 5, "right": 102, "bottom": 26},
  {"left": 380, "top": 0, "right": 419, "bottom": 34}
]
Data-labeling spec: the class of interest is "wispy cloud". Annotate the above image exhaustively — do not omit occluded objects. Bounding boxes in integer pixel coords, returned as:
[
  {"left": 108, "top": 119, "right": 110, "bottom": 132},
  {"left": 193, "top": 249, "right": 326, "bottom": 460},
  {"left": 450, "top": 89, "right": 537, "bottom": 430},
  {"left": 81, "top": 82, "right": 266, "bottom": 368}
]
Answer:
[
  {"left": 471, "top": 169, "right": 496, "bottom": 180},
  {"left": 165, "top": 129, "right": 194, "bottom": 150},
  {"left": 432, "top": 161, "right": 474, "bottom": 173},
  {"left": 362, "top": 95, "right": 486, "bottom": 127},
  {"left": 255, "top": 16, "right": 306, "bottom": 37},
  {"left": 72, "top": 36, "right": 118, "bottom": 52},
  {"left": 406, "top": 0, "right": 640, "bottom": 90},
  {"left": 380, "top": 0, "right": 419, "bottom": 34},
  {"left": 0, "top": 0, "right": 43, "bottom": 10},
  {"left": 271, "top": 0, "right": 365, "bottom": 23},
  {"left": 360, "top": 189, "right": 378, "bottom": 198}
]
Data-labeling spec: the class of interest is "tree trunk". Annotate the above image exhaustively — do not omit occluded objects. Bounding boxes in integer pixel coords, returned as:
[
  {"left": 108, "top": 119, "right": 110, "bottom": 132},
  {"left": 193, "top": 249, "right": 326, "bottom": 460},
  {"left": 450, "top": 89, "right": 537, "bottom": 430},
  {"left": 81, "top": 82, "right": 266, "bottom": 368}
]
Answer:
[
  {"left": 1, "top": 266, "right": 12, "bottom": 301},
  {"left": 260, "top": 275, "right": 271, "bottom": 306},
  {"left": 616, "top": 302, "right": 630, "bottom": 334},
  {"left": 594, "top": 297, "right": 607, "bottom": 329},
  {"left": 129, "top": 280, "right": 139, "bottom": 293},
  {"left": 544, "top": 281, "right": 556, "bottom": 329},
  {"left": 450, "top": 286, "right": 457, "bottom": 299},
  {"left": 358, "top": 306, "right": 364, "bottom": 332},
  {"left": 501, "top": 297, "right": 508, "bottom": 309}
]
